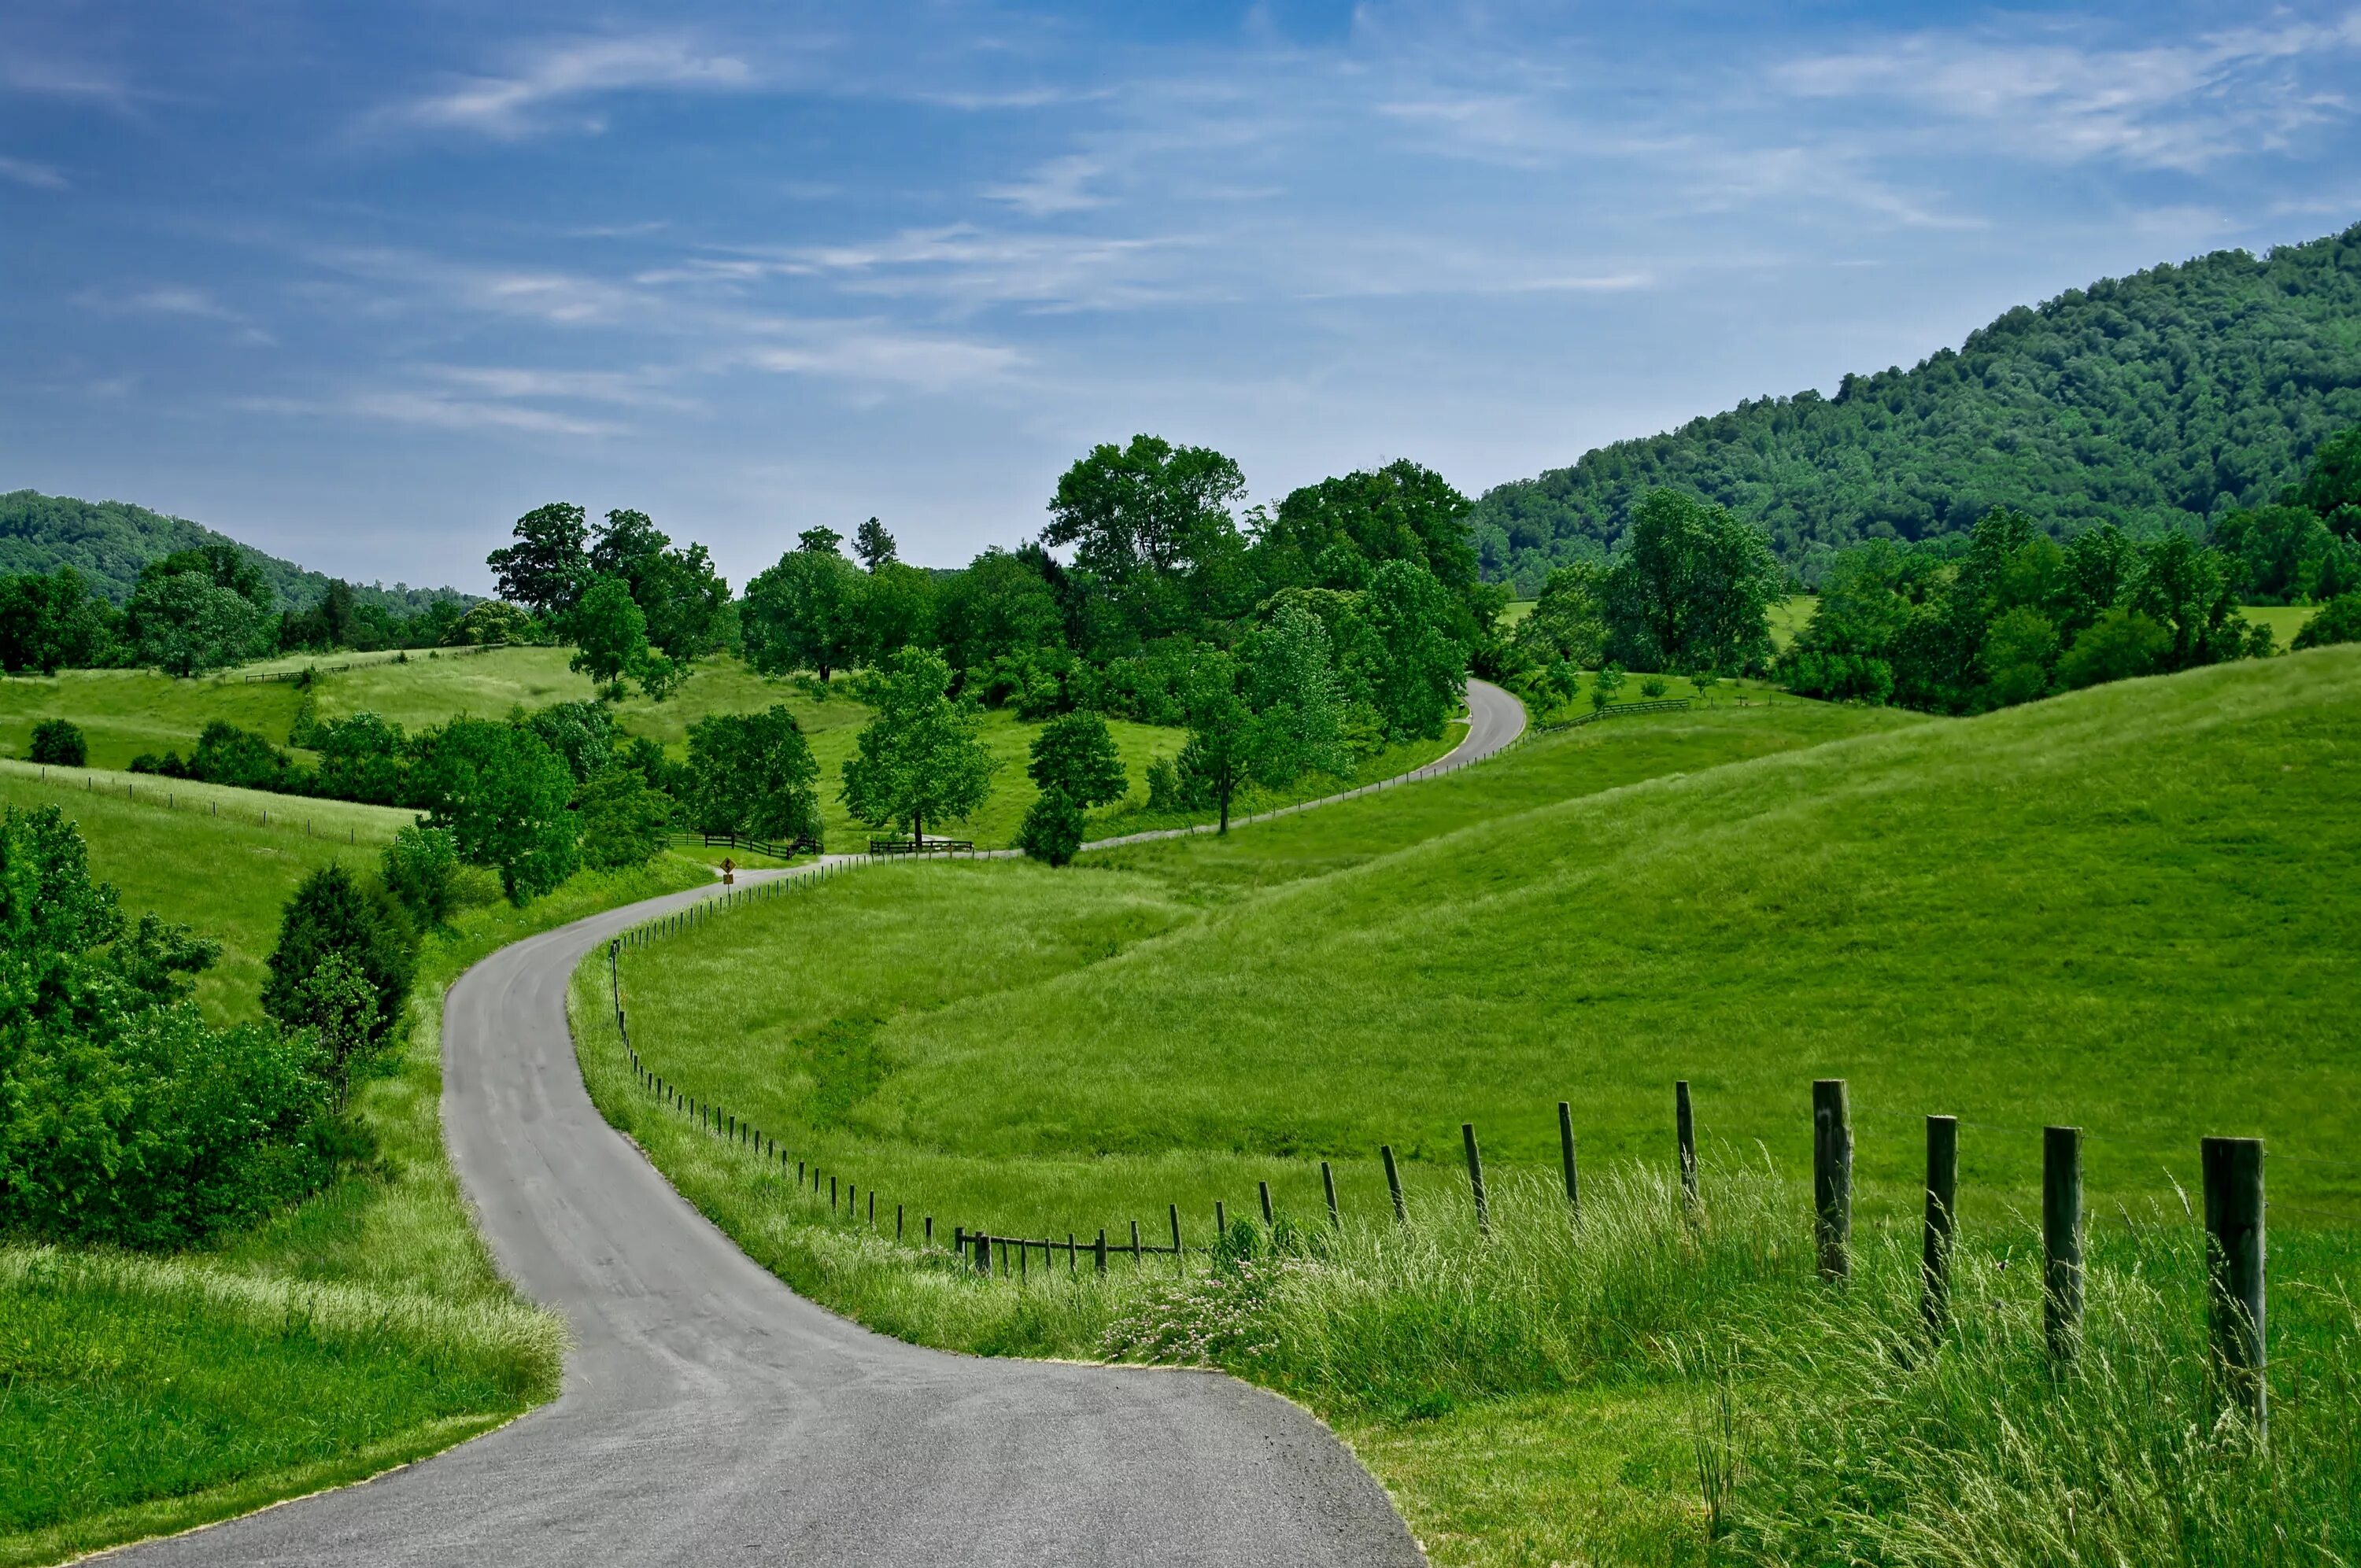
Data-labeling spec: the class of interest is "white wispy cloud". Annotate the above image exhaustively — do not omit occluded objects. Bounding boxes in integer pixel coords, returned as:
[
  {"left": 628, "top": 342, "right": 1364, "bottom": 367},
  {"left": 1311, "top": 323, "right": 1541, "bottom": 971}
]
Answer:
[
  {"left": 74, "top": 283, "right": 275, "bottom": 342},
  {"left": 982, "top": 153, "right": 1109, "bottom": 215},
  {"left": 0, "top": 153, "right": 66, "bottom": 189},
  {"left": 372, "top": 34, "right": 757, "bottom": 139},
  {"left": 736, "top": 322, "right": 1027, "bottom": 394}
]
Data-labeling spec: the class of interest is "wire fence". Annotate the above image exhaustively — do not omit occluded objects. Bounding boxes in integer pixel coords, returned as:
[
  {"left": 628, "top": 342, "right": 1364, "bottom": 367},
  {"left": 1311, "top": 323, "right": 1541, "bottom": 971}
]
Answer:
[{"left": 0, "top": 760, "right": 390, "bottom": 844}]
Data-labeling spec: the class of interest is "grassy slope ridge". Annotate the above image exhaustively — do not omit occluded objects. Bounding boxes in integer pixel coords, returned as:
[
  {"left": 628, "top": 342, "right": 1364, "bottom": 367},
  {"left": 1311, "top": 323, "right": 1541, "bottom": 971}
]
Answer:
[
  {"left": 0, "top": 648, "right": 1454, "bottom": 849},
  {"left": 0, "top": 772, "right": 709, "bottom": 1565},
  {"left": 0, "top": 489, "right": 468, "bottom": 612}
]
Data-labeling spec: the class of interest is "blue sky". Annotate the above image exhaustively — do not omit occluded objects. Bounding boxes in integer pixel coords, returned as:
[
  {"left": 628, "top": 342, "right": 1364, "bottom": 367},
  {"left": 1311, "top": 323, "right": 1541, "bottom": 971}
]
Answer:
[{"left": 4, "top": 2, "right": 2358, "bottom": 592}]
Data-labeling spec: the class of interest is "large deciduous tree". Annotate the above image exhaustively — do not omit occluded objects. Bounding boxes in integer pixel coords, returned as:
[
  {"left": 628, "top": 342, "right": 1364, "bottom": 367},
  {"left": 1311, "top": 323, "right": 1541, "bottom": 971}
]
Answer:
[
  {"left": 1602, "top": 488, "right": 1781, "bottom": 675},
  {"left": 125, "top": 569, "right": 272, "bottom": 677},
  {"left": 1358, "top": 560, "right": 1469, "bottom": 741},
  {"left": 741, "top": 532, "right": 866, "bottom": 681},
  {"left": 414, "top": 718, "right": 580, "bottom": 902},
  {"left": 1241, "top": 600, "right": 1353, "bottom": 787},
  {"left": 1046, "top": 435, "right": 1254, "bottom": 648},
  {"left": 0, "top": 568, "right": 113, "bottom": 674},
  {"left": 1018, "top": 711, "right": 1129, "bottom": 866},
  {"left": 487, "top": 502, "right": 590, "bottom": 619},
  {"left": 840, "top": 647, "right": 994, "bottom": 844},
  {"left": 684, "top": 706, "right": 822, "bottom": 844},
  {"left": 569, "top": 576, "right": 652, "bottom": 700}
]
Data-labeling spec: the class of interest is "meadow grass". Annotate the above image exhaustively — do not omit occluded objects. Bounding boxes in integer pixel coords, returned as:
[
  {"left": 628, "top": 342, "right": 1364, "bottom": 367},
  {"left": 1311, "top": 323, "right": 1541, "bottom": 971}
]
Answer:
[
  {"left": 578, "top": 650, "right": 2361, "bottom": 1564},
  {"left": 0, "top": 772, "right": 711, "bottom": 1564}
]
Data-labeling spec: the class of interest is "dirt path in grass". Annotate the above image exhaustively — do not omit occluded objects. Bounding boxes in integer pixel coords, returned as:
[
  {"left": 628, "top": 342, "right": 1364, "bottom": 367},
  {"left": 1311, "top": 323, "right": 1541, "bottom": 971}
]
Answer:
[{"left": 98, "top": 691, "right": 1532, "bottom": 1566}]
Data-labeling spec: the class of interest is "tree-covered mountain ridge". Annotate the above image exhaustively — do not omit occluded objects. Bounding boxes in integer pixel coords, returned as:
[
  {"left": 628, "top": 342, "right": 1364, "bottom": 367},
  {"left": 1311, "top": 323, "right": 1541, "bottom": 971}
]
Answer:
[
  {"left": 0, "top": 489, "right": 473, "bottom": 613},
  {"left": 1472, "top": 221, "right": 2361, "bottom": 592}
]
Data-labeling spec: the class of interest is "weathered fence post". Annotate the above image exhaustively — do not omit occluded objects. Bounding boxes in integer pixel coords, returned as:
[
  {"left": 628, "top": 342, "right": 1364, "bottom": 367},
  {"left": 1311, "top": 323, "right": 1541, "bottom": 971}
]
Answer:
[
  {"left": 1676, "top": 1080, "right": 1698, "bottom": 1208},
  {"left": 897, "top": 1203, "right": 905, "bottom": 1241},
  {"left": 869, "top": 1190, "right": 877, "bottom": 1227},
  {"left": 2044, "top": 1125, "right": 2083, "bottom": 1363},
  {"left": 974, "top": 1232, "right": 991, "bottom": 1276},
  {"left": 1169, "top": 1203, "right": 1181, "bottom": 1260},
  {"left": 1812, "top": 1079, "right": 1851, "bottom": 1282},
  {"left": 1215, "top": 1201, "right": 1227, "bottom": 1236},
  {"left": 1095, "top": 1229, "right": 1108, "bottom": 1275},
  {"left": 925, "top": 1216, "right": 933, "bottom": 1247},
  {"left": 1923, "top": 1115, "right": 1958, "bottom": 1339},
  {"left": 953, "top": 1224, "right": 964, "bottom": 1256},
  {"left": 1463, "top": 1123, "right": 1489, "bottom": 1235},
  {"left": 1559, "top": 1101, "right": 1580, "bottom": 1218},
  {"left": 2203, "top": 1136, "right": 2267, "bottom": 1434},
  {"left": 1258, "top": 1180, "right": 1273, "bottom": 1226},
  {"left": 1381, "top": 1145, "right": 1406, "bottom": 1225},
  {"left": 1321, "top": 1161, "right": 1340, "bottom": 1228}
]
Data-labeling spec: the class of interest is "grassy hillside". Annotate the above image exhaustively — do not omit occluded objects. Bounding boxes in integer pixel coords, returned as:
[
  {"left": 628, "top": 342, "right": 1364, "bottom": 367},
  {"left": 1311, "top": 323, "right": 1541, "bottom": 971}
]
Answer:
[
  {"left": 0, "top": 774, "right": 708, "bottom": 1564},
  {"left": 0, "top": 490, "right": 468, "bottom": 613},
  {"left": 582, "top": 655, "right": 2360, "bottom": 1564},
  {"left": 0, "top": 648, "right": 1453, "bottom": 850},
  {"left": 1471, "top": 223, "right": 2361, "bottom": 589}
]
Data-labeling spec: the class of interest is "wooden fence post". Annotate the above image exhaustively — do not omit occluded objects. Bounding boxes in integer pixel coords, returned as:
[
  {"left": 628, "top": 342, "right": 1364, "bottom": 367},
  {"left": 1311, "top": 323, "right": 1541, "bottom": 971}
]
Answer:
[
  {"left": 1923, "top": 1115, "right": 1958, "bottom": 1339},
  {"left": 1130, "top": 1219, "right": 1141, "bottom": 1263},
  {"left": 1381, "top": 1145, "right": 1406, "bottom": 1225},
  {"left": 1095, "top": 1229, "right": 1108, "bottom": 1275},
  {"left": 925, "top": 1216, "right": 933, "bottom": 1247},
  {"left": 897, "top": 1203, "right": 905, "bottom": 1241},
  {"left": 2203, "top": 1136, "right": 2267, "bottom": 1433},
  {"left": 1259, "top": 1180, "right": 1273, "bottom": 1226},
  {"left": 1812, "top": 1079, "right": 1851, "bottom": 1282},
  {"left": 1169, "top": 1204, "right": 1181, "bottom": 1260},
  {"left": 1559, "top": 1101, "right": 1580, "bottom": 1218},
  {"left": 1321, "top": 1161, "right": 1340, "bottom": 1228},
  {"left": 2044, "top": 1126, "right": 2083, "bottom": 1363},
  {"left": 1676, "top": 1080, "right": 1698, "bottom": 1208},
  {"left": 1463, "top": 1123, "right": 1489, "bottom": 1236},
  {"left": 1215, "top": 1201, "right": 1227, "bottom": 1237}
]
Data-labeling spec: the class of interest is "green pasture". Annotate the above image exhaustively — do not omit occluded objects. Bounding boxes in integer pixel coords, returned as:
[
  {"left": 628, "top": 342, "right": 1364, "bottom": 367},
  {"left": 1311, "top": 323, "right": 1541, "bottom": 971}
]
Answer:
[
  {"left": 0, "top": 771, "right": 710, "bottom": 1563},
  {"left": 582, "top": 651, "right": 2361, "bottom": 1566}
]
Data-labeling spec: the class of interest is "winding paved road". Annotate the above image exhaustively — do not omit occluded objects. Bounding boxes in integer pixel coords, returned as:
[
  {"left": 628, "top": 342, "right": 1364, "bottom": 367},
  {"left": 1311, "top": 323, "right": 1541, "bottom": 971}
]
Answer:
[{"left": 113, "top": 681, "right": 1526, "bottom": 1566}]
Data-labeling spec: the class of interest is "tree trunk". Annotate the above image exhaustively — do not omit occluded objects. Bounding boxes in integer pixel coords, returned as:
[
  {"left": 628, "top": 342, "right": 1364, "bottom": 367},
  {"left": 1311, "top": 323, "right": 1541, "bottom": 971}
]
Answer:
[
  {"left": 913, "top": 806, "right": 923, "bottom": 847},
  {"left": 1217, "top": 779, "right": 1231, "bottom": 835}
]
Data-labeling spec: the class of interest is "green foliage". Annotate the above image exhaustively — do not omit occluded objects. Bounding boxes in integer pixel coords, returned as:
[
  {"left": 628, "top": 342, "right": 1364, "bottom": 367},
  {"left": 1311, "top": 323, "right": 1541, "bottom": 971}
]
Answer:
[
  {"left": 1471, "top": 223, "right": 2361, "bottom": 587},
  {"left": 519, "top": 699, "right": 613, "bottom": 785},
  {"left": 125, "top": 569, "right": 272, "bottom": 677},
  {"left": 1252, "top": 459, "right": 1491, "bottom": 626},
  {"left": 1016, "top": 790, "right": 1088, "bottom": 866},
  {"left": 485, "top": 502, "right": 589, "bottom": 618},
  {"left": 1176, "top": 650, "right": 1251, "bottom": 832},
  {"left": 1601, "top": 488, "right": 1780, "bottom": 675},
  {"left": 0, "top": 568, "right": 113, "bottom": 674},
  {"left": 852, "top": 516, "right": 897, "bottom": 570},
  {"left": 741, "top": 536, "right": 866, "bottom": 681},
  {"left": 1046, "top": 434, "right": 1257, "bottom": 650},
  {"left": 575, "top": 767, "right": 672, "bottom": 870},
  {"left": 1026, "top": 712, "right": 1128, "bottom": 810},
  {"left": 856, "top": 561, "right": 936, "bottom": 670},
  {"left": 1241, "top": 600, "right": 1354, "bottom": 788},
  {"left": 379, "top": 825, "right": 460, "bottom": 932},
  {"left": 684, "top": 705, "right": 822, "bottom": 843},
  {"left": 586, "top": 507, "right": 730, "bottom": 662},
  {"left": 1638, "top": 677, "right": 1666, "bottom": 699},
  {"left": 1510, "top": 561, "right": 1610, "bottom": 671},
  {"left": 27, "top": 719, "right": 84, "bottom": 768},
  {"left": 1358, "top": 559, "right": 1473, "bottom": 741},
  {"left": 0, "top": 807, "right": 327, "bottom": 1247},
  {"left": 840, "top": 647, "right": 995, "bottom": 842},
  {"left": 566, "top": 575, "right": 650, "bottom": 699},
  {"left": 442, "top": 600, "right": 538, "bottom": 647},
  {"left": 413, "top": 718, "right": 579, "bottom": 902},
  {"left": 260, "top": 865, "right": 416, "bottom": 1087},
  {"left": 1590, "top": 662, "right": 1625, "bottom": 712},
  {"left": 2292, "top": 592, "right": 2361, "bottom": 650},
  {"left": 1144, "top": 754, "right": 1188, "bottom": 813},
  {"left": 936, "top": 548, "right": 1065, "bottom": 683}
]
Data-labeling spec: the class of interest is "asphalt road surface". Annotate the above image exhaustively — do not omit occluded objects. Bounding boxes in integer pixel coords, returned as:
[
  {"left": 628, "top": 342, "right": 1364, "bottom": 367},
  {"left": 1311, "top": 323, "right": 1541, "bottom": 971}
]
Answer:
[{"left": 114, "top": 681, "right": 1527, "bottom": 1566}]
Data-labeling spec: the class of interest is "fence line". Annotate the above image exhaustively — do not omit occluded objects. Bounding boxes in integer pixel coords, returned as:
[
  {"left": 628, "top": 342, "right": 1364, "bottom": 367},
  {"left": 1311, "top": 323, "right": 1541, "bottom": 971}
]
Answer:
[
  {"left": 2, "top": 761, "right": 382, "bottom": 845},
  {"left": 236, "top": 644, "right": 500, "bottom": 682},
  {"left": 605, "top": 893, "right": 2291, "bottom": 1428}
]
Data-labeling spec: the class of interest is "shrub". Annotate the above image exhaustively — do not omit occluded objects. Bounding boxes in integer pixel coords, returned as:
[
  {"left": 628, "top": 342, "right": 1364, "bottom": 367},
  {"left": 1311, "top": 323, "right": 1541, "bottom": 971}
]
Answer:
[
  {"left": 1591, "top": 662, "right": 1626, "bottom": 712},
  {"left": 260, "top": 865, "right": 416, "bottom": 1094},
  {"left": 380, "top": 825, "right": 460, "bottom": 931},
  {"left": 1144, "top": 755, "right": 1186, "bottom": 813},
  {"left": 1639, "top": 676, "right": 1668, "bottom": 699},
  {"left": 2058, "top": 607, "right": 2171, "bottom": 689},
  {"left": 2292, "top": 592, "right": 2361, "bottom": 650},
  {"left": 577, "top": 766, "right": 671, "bottom": 869},
  {"left": 27, "top": 718, "right": 85, "bottom": 767},
  {"left": 1018, "top": 788, "right": 1087, "bottom": 865},
  {"left": 1028, "top": 713, "right": 1127, "bottom": 810}
]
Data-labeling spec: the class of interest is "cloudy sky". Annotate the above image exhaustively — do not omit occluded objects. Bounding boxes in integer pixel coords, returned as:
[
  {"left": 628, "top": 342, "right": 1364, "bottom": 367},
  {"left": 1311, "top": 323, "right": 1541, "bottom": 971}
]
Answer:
[{"left": 4, "top": 2, "right": 2358, "bottom": 592}]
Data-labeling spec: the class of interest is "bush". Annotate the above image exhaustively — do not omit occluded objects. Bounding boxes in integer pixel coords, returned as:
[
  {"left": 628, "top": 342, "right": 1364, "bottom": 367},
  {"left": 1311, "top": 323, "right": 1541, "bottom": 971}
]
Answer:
[
  {"left": 1639, "top": 676, "right": 1668, "bottom": 699},
  {"left": 2058, "top": 607, "right": 2171, "bottom": 689},
  {"left": 380, "top": 824, "right": 460, "bottom": 931},
  {"left": 1144, "top": 755, "right": 1186, "bottom": 813},
  {"left": 576, "top": 766, "right": 671, "bottom": 869},
  {"left": 0, "top": 806, "right": 330, "bottom": 1246},
  {"left": 2292, "top": 592, "right": 2361, "bottom": 650},
  {"left": 27, "top": 718, "right": 85, "bottom": 767},
  {"left": 1018, "top": 788, "right": 1087, "bottom": 865},
  {"left": 260, "top": 865, "right": 416, "bottom": 1098}
]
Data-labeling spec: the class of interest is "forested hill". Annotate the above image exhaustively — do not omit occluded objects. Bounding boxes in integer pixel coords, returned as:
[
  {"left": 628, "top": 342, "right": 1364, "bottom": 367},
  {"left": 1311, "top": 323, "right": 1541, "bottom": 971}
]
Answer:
[
  {"left": 0, "top": 489, "right": 472, "bottom": 612},
  {"left": 1472, "top": 221, "right": 2361, "bottom": 592}
]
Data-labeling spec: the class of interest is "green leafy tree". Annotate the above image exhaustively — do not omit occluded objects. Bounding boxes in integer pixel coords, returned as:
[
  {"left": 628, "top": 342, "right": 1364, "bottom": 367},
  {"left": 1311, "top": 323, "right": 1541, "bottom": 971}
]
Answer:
[
  {"left": 936, "top": 548, "right": 1065, "bottom": 678},
  {"left": 1176, "top": 650, "right": 1251, "bottom": 834},
  {"left": 2292, "top": 593, "right": 2361, "bottom": 650},
  {"left": 684, "top": 706, "right": 822, "bottom": 843},
  {"left": 857, "top": 560, "right": 936, "bottom": 669},
  {"left": 416, "top": 718, "right": 581, "bottom": 902},
  {"left": 1255, "top": 460, "right": 1483, "bottom": 606},
  {"left": 741, "top": 533, "right": 866, "bottom": 681},
  {"left": 1016, "top": 791, "right": 1087, "bottom": 866},
  {"left": 1358, "top": 560, "right": 1469, "bottom": 740},
  {"left": 1591, "top": 662, "right": 1625, "bottom": 712},
  {"left": 569, "top": 575, "right": 652, "bottom": 700},
  {"left": 487, "top": 502, "right": 590, "bottom": 618},
  {"left": 840, "top": 646, "right": 994, "bottom": 844},
  {"left": 1511, "top": 560, "right": 1610, "bottom": 670},
  {"left": 444, "top": 600, "right": 538, "bottom": 647},
  {"left": 0, "top": 568, "right": 113, "bottom": 673},
  {"left": 1242, "top": 600, "right": 1353, "bottom": 787},
  {"left": 577, "top": 766, "right": 674, "bottom": 869},
  {"left": 127, "top": 569, "right": 272, "bottom": 676},
  {"left": 28, "top": 718, "right": 85, "bottom": 766},
  {"left": 261, "top": 865, "right": 416, "bottom": 1095},
  {"left": 1602, "top": 489, "right": 1780, "bottom": 675},
  {"left": 521, "top": 700, "right": 615, "bottom": 784},
  {"left": 1982, "top": 607, "right": 2060, "bottom": 707},
  {"left": 588, "top": 508, "right": 730, "bottom": 660},
  {"left": 380, "top": 825, "right": 460, "bottom": 931},
  {"left": 2057, "top": 607, "right": 2171, "bottom": 688},
  {"left": 1027, "top": 712, "right": 1128, "bottom": 808},
  {"left": 854, "top": 516, "right": 898, "bottom": 570},
  {"left": 1046, "top": 435, "right": 1254, "bottom": 649}
]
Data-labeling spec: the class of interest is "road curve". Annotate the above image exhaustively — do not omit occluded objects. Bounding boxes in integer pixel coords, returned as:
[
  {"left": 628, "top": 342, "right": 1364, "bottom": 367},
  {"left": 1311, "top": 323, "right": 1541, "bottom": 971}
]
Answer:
[
  {"left": 1079, "top": 677, "right": 1525, "bottom": 853},
  {"left": 110, "top": 683, "right": 1528, "bottom": 1564}
]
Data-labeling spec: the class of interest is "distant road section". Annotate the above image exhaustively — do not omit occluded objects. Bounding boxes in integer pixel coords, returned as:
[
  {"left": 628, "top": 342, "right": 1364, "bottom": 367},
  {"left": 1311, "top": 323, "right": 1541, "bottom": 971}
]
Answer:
[
  {"left": 1081, "top": 677, "right": 1525, "bottom": 852},
  {"left": 114, "top": 881, "right": 1427, "bottom": 1565}
]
